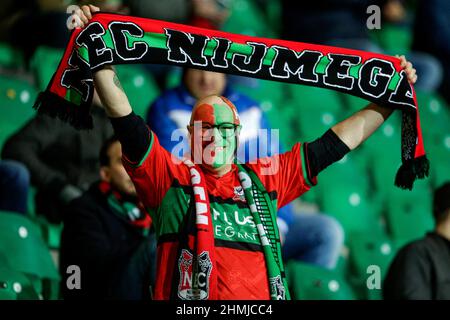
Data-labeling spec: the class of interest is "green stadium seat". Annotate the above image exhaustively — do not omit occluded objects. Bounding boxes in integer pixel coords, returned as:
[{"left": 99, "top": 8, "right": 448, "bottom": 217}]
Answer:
[
  {"left": 0, "top": 254, "right": 40, "bottom": 300},
  {"left": 234, "top": 78, "right": 286, "bottom": 106},
  {"left": 371, "top": 23, "right": 412, "bottom": 53},
  {"left": 347, "top": 232, "right": 397, "bottom": 300},
  {"left": 264, "top": 0, "right": 282, "bottom": 36},
  {"left": 293, "top": 106, "right": 341, "bottom": 142},
  {"left": 429, "top": 154, "right": 450, "bottom": 189},
  {"left": 414, "top": 92, "right": 450, "bottom": 188},
  {"left": 319, "top": 185, "right": 381, "bottom": 237},
  {"left": 339, "top": 93, "right": 371, "bottom": 113},
  {"left": 0, "top": 211, "right": 59, "bottom": 296},
  {"left": 0, "top": 42, "right": 25, "bottom": 69},
  {"left": 285, "top": 85, "right": 344, "bottom": 143},
  {"left": 0, "top": 75, "right": 38, "bottom": 150},
  {"left": 164, "top": 67, "right": 182, "bottom": 89},
  {"left": 234, "top": 79, "right": 294, "bottom": 146},
  {"left": 364, "top": 112, "right": 402, "bottom": 194},
  {"left": 287, "top": 261, "right": 356, "bottom": 300},
  {"left": 33, "top": 215, "right": 63, "bottom": 250},
  {"left": 416, "top": 91, "right": 450, "bottom": 143},
  {"left": 289, "top": 85, "right": 344, "bottom": 113},
  {"left": 385, "top": 180, "right": 434, "bottom": 243},
  {"left": 115, "top": 65, "right": 160, "bottom": 118},
  {"left": 30, "top": 46, "right": 64, "bottom": 91},
  {"left": 223, "top": 0, "right": 273, "bottom": 37},
  {"left": 312, "top": 150, "right": 385, "bottom": 236}
]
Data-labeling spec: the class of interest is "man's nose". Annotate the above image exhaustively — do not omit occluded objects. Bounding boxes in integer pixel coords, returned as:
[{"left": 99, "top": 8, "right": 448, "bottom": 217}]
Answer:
[{"left": 212, "top": 127, "right": 223, "bottom": 142}]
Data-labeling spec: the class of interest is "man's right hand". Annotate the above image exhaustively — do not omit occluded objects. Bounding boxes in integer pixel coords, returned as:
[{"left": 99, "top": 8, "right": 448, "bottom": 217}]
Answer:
[
  {"left": 72, "top": 4, "right": 100, "bottom": 28},
  {"left": 71, "top": 4, "right": 132, "bottom": 118}
]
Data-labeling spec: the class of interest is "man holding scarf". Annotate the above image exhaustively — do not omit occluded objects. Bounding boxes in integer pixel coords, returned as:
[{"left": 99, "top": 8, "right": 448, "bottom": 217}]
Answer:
[{"left": 69, "top": 5, "right": 418, "bottom": 300}]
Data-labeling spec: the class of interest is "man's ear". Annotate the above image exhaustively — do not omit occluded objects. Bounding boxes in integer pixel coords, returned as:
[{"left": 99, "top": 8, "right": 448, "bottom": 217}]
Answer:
[{"left": 100, "top": 166, "right": 111, "bottom": 183}]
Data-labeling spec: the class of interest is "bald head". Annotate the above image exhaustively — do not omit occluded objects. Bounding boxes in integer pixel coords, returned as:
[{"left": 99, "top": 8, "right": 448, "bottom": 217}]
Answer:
[
  {"left": 187, "top": 95, "right": 241, "bottom": 174},
  {"left": 190, "top": 95, "right": 240, "bottom": 126}
]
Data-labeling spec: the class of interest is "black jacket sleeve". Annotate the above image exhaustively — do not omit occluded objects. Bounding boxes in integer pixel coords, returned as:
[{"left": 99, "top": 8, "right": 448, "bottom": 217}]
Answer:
[
  {"left": 110, "top": 112, "right": 152, "bottom": 164},
  {"left": 304, "top": 129, "right": 350, "bottom": 179}
]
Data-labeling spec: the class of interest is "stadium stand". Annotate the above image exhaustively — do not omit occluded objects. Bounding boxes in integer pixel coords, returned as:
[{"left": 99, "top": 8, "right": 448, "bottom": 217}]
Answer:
[{"left": 0, "top": 0, "right": 448, "bottom": 301}]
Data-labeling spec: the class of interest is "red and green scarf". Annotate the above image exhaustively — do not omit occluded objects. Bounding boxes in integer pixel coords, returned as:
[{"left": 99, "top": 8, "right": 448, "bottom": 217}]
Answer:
[
  {"left": 180, "top": 159, "right": 287, "bottom": 300},
  {"left": 98, "top": 181, "right": 151, "bottom": 232},
  {"left": 34, "top": 12, "right": 429, "bottom": 189}
]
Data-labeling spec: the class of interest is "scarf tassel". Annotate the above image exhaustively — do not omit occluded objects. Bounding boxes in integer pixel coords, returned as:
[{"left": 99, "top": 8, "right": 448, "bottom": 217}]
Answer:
[
  {"left": 33, "top": 91, "right": 93, "bottom": 129},
  {"left": 394, "top": 155, "right": 430, "bottom": 190}
]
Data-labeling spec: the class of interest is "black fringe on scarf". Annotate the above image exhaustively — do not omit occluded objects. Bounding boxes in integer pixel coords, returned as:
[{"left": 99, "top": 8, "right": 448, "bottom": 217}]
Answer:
[
  {"left": 395, "top": 155, "right": 430, "bottom": 190},
  {"left": 33, "top": 91, "right": 93, "bottom": 129}
]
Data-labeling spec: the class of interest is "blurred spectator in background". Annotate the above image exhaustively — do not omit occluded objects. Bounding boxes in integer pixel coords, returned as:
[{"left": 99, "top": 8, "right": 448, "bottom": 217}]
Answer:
[
  {"left": 0, "top": 0, "right": 128, "bottom": 65},
  {"left": 60, "top": 137, "right": 155, "bottom": 299},
  {"left": 281, "top": 0, "right": 443, "bottom": 92},
  {"left": 147, "top": 68, "right": 344, "bottom": 269},
  {"left": 126, "top": 0, "right": 228, "bottom": 29},
  {"left": 1, "top": 0, "right": 71, "bottom": 64},
  {"left": 1, "top": 92, "right": 113, "bottom": 223},
  {"left": 412, "top": 0, "right": 450, "bottom": 103},
  {"left": 78, "top": 0, "right": 129, "bottom": 14},
  {"left": 0, "top": 160, "right": 30, "bottom": 215},
  {"left": 126, "top": 0, "right": 229, "bottom": 88},
  {"left": 383, "top": 182, "right": 450, "bottom": 300}
]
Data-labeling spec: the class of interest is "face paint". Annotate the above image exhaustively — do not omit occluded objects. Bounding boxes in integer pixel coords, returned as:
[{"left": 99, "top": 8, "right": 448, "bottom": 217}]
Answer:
[
  {"left": 208, "top": 103, "right": 236, "bottom": 168},
  {"left": 189, "top": 97, "right": 239, "bottom": 170}
]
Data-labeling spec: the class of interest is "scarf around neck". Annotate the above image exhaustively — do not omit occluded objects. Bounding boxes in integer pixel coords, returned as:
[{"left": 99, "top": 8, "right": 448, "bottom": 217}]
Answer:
[
  {"left": 179, "top": 159, "right": 287, "bottom": 300},
  {"left": 98, "top": 181, "right": 151, "bottom": 233},
  {"left": 34, "top": 12, "right": 428, "bottom": 190}
]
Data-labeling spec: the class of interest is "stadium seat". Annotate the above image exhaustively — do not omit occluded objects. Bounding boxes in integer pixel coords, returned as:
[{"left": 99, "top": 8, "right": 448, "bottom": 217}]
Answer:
[
  {"left": 319, "top": 186, "right": 381, "bottom": 237},
  {"left": 289, "top": 85, "right": 344, "bottom": 113},
  {"left": 0, "top": 75, "right": 38, "bottom": 150},
  {"left": 0, "top": 211, "right": 59, "bottom": 299},
  {"left": 429, "top": 152, "right": 450, "bottom": 188},
  {"left": 264, "top": 0, "right": 282, "bottom": 36},
  {"left": 115, "top": 65, "right": 160, "bottom": 118},
  {"left": 312, "top": 151, "right": 385, "bottom": 237},
  {"left": 293, "top": 105, "right": 341, "bottom": 142},
  {"left": 385, "top": 180, "right": 434, "bottom": 243},
  {"left": 364, "top": 112, "right": 402, "bottom": 195},
  {"left": 347, "top": 231, "right": 397, "bottom": 300},
  {"left": 33, "top": 216, "right": 63, "bottom": 250},
  {"left": 339, "top": 93, "right": 371, "bottom": 113},
  {"left": 164, "top": 67, "right": 183, "bottom": 89},
  {"left": 0, "top": 254, "right": 40, "bottom": 300},
  {"left": 371, "top": 23, "right": 412, "bottom": 53},
  {"left": 222, "top": 0, "right": 274, "bottom": 38},
  {"left": 416, "top": 91, "right": 450, "bottom": 143},
  {"left": 0, "top": 42, "right": 25, "bottom": 69},
  {"left": 287, "top": 261, "right": 356, "bottom": 300},
  {"left": 30, "top": 46, "right": 64, "bottom": 91}
]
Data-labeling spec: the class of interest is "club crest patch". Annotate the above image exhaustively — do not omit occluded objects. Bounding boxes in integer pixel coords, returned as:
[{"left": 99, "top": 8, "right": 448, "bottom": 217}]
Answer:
[{"left": 178, "top": 249, "right": 212, "bottom": 300}]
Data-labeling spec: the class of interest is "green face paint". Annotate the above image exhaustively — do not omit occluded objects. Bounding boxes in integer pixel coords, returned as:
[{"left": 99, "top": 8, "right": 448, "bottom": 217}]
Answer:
[{"left": 203, "top": 103, "right": 237, "bottom": 168}]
